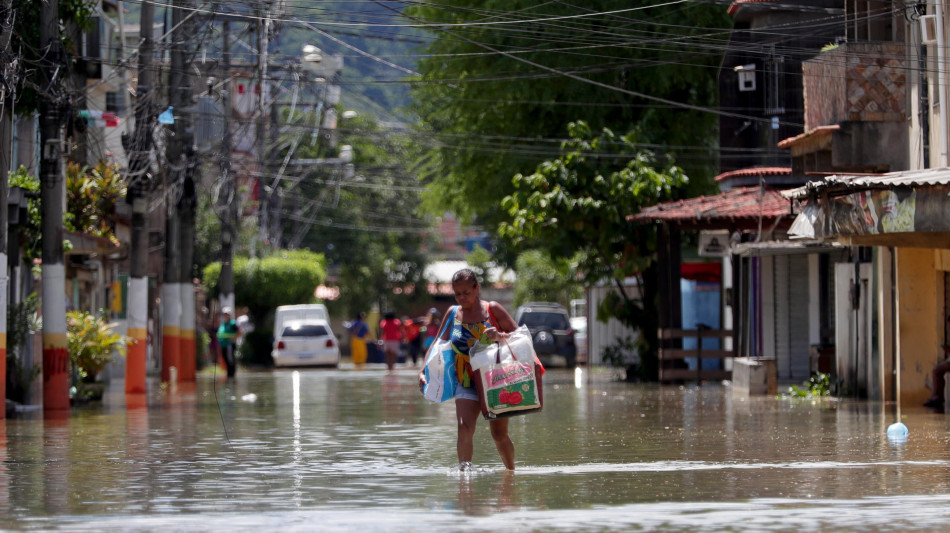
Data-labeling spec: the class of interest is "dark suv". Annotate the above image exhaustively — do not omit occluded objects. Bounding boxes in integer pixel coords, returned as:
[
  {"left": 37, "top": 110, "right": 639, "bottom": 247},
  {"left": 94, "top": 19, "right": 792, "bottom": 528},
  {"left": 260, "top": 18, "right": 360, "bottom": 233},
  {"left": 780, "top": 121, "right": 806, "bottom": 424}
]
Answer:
[{"left": 514, "top": 302, "right": 576, "bottom": 367}]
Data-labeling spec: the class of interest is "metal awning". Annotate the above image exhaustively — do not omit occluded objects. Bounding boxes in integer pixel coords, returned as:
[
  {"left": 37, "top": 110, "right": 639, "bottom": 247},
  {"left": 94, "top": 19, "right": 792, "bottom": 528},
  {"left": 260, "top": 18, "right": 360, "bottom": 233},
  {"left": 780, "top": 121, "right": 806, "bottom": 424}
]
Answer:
[
  {"left": 783, "top": 167, "right": 950, "bottom": 200},
  {"left": 732, "top": 239, "right": 845, "bottom": 257}
]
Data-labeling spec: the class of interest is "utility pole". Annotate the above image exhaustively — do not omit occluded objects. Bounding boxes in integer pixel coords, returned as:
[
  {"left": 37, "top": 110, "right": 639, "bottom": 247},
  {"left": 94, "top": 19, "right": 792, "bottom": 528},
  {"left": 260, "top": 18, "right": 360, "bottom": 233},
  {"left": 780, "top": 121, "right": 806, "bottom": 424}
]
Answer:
[
  {"left": 39, "top": 0, "right": 70, "bottom": 412},
  {"left": 125, "top": 0, "right": 155, "bottom": 396},
  {"left": 161, "top": 0, "right": 194, "bottom": 385},
  {"left": 175, "top": 0, "right": 198, "bottom": 382},
  {"left": 255, "top": 12, "right": 269, "bottom": 255},
  {"left": 0, "top": 0, "right": 14, "bottom": 417},
  {"left": 219, "top": 19, "right": 236, "bottom": 316}
]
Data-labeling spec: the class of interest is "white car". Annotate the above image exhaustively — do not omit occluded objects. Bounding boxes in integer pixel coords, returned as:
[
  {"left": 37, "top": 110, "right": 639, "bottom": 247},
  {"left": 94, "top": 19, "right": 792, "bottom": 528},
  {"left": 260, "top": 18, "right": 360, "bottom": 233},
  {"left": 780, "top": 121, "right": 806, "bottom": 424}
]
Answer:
[{"left": 272, "top": 319, "right": 341, "bottom": 367}]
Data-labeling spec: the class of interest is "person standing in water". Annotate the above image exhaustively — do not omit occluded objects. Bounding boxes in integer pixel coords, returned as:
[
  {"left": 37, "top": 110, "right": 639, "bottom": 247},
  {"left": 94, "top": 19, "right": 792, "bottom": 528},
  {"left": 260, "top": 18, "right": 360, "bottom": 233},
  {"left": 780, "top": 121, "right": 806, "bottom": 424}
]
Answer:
[
  {"left": 417, "top": 268, "right": 519, "bottom": 470},
  {"left": 348, "top": 312, "right": 370, "bottom": 366},
  {"left": 380, "top": 311, "right": 402, "bottom": 372}
]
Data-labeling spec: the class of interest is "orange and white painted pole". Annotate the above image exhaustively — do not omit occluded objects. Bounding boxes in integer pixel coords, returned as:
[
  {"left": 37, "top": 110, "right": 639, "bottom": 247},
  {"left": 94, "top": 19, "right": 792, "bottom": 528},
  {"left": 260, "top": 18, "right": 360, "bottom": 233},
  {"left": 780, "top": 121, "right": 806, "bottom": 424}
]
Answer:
[
  {"left": 161, "top": 282, "right": 181, "bottom": 384},
  {"left": 39, "top": 0, "right": 69, "bottom": 413},
  {"left": 42, "top": 265, "right": 69, "bottom": 411},
  {"left": 125, "top": 275, "right": 148, "bottom": 394},
  {"left": 179, "top": 283, "right": 196, "bottom": 381}
]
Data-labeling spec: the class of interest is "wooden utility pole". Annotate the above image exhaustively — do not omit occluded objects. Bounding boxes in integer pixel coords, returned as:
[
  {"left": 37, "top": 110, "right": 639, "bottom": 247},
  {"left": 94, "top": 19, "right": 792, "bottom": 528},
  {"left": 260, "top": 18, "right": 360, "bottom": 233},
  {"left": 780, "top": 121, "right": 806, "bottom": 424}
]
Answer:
[
  {"left": 0, "top": 0, "right": 14, "bottom": 417},
  {"left": 39, "top": 0, "right": 69, "bottom": 412},
  {"left": 125, "top": 0, "right": 155, "bottom": 395}
]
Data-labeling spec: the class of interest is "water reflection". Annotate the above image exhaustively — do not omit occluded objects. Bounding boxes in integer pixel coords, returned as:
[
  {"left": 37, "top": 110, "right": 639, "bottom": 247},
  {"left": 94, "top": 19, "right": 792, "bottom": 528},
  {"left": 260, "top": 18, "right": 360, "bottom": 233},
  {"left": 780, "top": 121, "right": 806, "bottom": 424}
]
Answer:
[{"left": 3, "top": 368, "right": 950, "bottom": 530}]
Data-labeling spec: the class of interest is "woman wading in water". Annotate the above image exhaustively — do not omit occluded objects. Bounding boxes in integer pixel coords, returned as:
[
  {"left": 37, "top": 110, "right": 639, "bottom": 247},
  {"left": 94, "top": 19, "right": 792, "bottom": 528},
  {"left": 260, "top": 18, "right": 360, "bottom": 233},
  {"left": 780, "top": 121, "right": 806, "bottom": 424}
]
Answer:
[{"left": 418, "top": 269, "right": 519, "bottom": 470}]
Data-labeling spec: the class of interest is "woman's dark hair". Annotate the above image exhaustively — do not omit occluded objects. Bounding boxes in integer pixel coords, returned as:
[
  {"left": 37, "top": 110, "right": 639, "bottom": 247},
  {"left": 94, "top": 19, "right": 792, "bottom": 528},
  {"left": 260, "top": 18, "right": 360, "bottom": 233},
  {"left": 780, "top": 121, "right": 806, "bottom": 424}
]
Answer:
[
  {"left": 384, "top": 311, "right": 395, "bottom": 320},
  {"left": 452, "top": 268, "right": 479, "bottom": 287},
  {"left": 357, "top": 312, "right": 365, "bottom": 320}
]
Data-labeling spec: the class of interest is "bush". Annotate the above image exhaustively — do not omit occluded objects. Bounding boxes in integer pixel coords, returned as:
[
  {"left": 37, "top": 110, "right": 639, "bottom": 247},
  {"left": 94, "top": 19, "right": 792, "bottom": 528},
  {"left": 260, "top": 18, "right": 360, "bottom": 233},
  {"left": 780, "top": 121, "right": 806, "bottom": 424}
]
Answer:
[
  {"left": 602, "top": 335, "right": 642, "bottom": 382},
  {"left": 66, "top": 310, "right": 129, "bottom": 383},
  {"left": 6, "top": 293, "right": 40, "bottom": 404},
  {"left": 238, "top": 329, "right": 274, "bottom": 367}
]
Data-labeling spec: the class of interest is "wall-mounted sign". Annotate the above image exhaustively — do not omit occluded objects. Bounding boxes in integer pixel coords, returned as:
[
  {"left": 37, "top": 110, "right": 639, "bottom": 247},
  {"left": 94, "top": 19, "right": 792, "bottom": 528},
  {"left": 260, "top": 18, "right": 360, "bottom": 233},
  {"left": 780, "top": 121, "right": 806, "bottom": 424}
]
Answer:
[{"left": 698, "top": 231, "right": 730, "bottom": 257}]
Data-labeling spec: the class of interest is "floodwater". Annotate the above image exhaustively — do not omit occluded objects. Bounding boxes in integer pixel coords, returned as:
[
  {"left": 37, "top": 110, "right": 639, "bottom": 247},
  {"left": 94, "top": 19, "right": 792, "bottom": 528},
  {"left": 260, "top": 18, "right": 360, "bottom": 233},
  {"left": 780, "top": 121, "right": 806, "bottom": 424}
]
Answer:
[{"left": 3, "top": 367, "right": 950, "bottom": 532}]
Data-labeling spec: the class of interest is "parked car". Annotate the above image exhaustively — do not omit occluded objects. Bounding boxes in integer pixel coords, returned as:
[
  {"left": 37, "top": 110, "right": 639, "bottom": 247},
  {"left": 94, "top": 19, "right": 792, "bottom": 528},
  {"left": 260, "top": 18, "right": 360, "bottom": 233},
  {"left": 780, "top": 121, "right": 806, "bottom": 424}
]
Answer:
[
  {"left": 273, "top": 304, "right": 330, "bottom": 341},
  {"left": 272, "top": 319, "right": 340, "bottom": 367},
  {"left": 513, "top": 302, "right": 576, "bottom": 367},
  {"left": 571, "top": 315, "right": 588, "bottom": 365}
]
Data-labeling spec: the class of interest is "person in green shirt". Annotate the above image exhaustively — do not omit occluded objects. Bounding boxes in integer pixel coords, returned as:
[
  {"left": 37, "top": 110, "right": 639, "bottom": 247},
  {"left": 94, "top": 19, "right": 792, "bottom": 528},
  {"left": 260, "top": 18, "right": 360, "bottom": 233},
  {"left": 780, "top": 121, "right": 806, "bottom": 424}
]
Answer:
[{"left": 217, "top": 307, "right": 241, "bottom": 378}]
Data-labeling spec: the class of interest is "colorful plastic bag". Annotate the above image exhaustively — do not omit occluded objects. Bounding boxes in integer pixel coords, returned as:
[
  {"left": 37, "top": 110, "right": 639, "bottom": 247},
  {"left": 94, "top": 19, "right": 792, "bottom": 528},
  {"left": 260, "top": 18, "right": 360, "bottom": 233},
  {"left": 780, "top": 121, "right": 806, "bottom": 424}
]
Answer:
[
  {"left": 470, "top": 325, "right": 544, "bottom": 419},
  {"left": 422, "top": 307, "right": 457, "bottom": 403}
]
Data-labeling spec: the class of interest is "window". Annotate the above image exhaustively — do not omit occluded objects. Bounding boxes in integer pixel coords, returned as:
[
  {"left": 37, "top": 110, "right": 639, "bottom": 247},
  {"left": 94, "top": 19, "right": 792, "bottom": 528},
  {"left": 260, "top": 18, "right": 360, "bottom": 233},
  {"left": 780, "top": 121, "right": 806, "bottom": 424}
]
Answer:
[
  {"left": 281, "top": 324, "right": 329, "bottom": 337},
  {"left": 105, "top": 91, "right": 121, "bottom": 113}
]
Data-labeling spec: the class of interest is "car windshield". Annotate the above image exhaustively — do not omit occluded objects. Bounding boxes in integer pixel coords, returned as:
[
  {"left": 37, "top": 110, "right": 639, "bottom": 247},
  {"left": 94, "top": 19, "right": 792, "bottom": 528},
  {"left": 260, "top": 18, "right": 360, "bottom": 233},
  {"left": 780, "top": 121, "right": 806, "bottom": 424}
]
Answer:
[
  {"left": 281, "top": 324, "right": 329, "bottom": 337},
  {"left": 519, "top": 312, "right": 568, "bottom": 330}
]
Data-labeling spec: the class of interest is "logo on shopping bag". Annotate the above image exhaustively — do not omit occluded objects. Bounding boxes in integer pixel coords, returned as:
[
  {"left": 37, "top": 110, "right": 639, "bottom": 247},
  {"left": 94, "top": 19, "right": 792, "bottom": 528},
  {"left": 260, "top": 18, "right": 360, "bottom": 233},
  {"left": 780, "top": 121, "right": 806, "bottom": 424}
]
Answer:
[
  {"left": 488, "top": 382, "right": 537, "bottom": 409},
  {"left": 486, "top": 363, "right": 532, "bottom": 388}
]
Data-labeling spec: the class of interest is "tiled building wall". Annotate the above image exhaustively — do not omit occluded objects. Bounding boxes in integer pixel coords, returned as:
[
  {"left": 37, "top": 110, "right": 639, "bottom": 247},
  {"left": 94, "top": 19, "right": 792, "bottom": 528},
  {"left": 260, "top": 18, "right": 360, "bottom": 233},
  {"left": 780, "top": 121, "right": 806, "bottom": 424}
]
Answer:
[{"left": 803, "top": 43, "right": 906, "bottom": 131}]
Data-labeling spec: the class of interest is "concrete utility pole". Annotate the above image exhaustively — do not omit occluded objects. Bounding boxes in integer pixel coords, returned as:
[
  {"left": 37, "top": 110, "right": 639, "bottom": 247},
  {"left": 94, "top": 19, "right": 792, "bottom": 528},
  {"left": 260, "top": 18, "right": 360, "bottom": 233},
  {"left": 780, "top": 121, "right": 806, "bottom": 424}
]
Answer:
[
  {"left": 219, "top": 19, "right": 236, "bottom": 316},
  {"left": 39, "top": 0, "right": 70, "bottom": 412},
  {"left": 0, "top": 0, "right": 14, "bottom": 417},
  {"left": 255, "top": 11, "right": 269, "bottom": 255},
  {"left": 161, "top": 0, "right": 197, "bottom": 384},
  {"left": 175, "top": 0, "right": 199, "bottom": 382},
  {"left": 125, "top": 0, "right": 155, "bottom": 395}
]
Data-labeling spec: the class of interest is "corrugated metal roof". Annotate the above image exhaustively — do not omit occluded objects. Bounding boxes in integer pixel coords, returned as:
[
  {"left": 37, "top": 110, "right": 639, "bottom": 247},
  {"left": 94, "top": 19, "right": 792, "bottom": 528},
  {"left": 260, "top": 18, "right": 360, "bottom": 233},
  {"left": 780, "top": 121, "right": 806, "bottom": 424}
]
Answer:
[
  {"left": 783, "top": 167, "right": 950, "bottom": 199},
  {"left": 630, "top": 186, "right": 793, "bottom": 223}
]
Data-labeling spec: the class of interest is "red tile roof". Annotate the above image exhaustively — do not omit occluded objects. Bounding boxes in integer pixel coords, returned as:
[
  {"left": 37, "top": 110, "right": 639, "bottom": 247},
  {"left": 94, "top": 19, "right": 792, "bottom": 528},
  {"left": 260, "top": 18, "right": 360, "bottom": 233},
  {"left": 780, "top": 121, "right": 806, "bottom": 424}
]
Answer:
[
  {"left": 715, "top": 166, "right": 791, "bottom": 182},
  {"left": 628, "top": 186, "right": 794, "bottom": 228}
]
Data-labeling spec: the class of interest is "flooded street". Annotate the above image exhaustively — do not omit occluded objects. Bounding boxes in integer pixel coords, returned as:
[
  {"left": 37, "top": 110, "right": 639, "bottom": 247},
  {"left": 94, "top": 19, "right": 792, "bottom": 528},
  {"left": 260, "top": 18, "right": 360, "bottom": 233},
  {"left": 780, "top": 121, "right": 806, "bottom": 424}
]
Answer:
[{"left": 4, "top": 367, "right": 950, "bottom": 531}]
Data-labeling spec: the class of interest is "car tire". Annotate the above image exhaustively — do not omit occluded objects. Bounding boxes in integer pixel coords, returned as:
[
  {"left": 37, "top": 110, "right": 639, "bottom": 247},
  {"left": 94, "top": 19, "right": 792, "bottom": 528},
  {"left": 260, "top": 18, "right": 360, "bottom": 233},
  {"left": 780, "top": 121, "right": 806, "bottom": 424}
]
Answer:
[{"left": 533, "top": 327, "right": 556, "bottom": 353}]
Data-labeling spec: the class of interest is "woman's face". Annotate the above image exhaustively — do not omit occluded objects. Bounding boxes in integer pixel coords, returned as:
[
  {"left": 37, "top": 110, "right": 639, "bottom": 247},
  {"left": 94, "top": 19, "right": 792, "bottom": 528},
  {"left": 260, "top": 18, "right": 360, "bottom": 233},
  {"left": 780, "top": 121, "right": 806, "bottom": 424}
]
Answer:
[{"left": 452, "top": 280, "right": 479, "bottom": 308}]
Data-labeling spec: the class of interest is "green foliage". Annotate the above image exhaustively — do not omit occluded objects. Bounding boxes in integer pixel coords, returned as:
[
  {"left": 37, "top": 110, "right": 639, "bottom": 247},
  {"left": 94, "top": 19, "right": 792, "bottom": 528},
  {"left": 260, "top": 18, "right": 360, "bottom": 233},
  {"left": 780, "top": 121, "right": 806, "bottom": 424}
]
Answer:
[
  {"left": 498, "top": 122, "right": 687, "bottom": 379},
  {"left": 238, "top": 330, "right": 274, "bottom": 367},
  {"left": 782, "top": 372, "right": 834, "bottom": 398},
  {"left": 279, "top": 111, "right": 432, "bottom": 318},
  {"left": 406, "top": 0, "right": 728, "bottom": 229},
  {"left": 8, "top": 166, "right": 42, "bottom": 262},
  {"left": 512, "top": 249, "right": 579, "bottom": 307},
  {"left": 6, "top": 293, "right": 40, "bottom": 404},
  {"left": 65, "top": 161, "right": 126, "bottom": 244},
  {"left": 501, "top": 122, "right": 687, "bottom": 280},
  {"left": 601, "top": 335, "right": 642, "bottom": 382},
  {"left": 66, "top": 310, "right": 129, "bottom": 383},
  {"left": 465, "top": 244, "right": 494, "bottom": 284},
  {"left": 203, "top": 249, "right": 328, "bottom": 330},
  {"left": 193, "top": 187, "right": 259, "bottom": 279}
]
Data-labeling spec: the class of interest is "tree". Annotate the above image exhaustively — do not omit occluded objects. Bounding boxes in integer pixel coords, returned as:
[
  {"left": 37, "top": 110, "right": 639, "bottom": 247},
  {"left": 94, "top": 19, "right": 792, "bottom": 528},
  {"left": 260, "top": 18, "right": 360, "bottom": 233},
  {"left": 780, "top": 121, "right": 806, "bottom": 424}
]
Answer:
[
  {"left": 512, "top": 249, "right": 580, "bottom": 307},
  {"left": 405, "top": 0, "right": 728, "bottom": 231},
  {"left": 202, "top": 249, "right": 328, "bottom": 332},
  {"left": 278, "top": 111, "right": 433, "bottom": 318},
  {"left": 499, "top": 121, "right": 687, "bottom": 377}
]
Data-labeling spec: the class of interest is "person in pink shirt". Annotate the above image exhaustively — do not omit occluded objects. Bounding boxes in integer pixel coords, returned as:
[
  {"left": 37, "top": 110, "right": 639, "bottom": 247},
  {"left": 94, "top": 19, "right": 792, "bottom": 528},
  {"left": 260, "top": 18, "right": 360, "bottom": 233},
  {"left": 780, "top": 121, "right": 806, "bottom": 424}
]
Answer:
[{"left": 379, "top": 311, "right": 403, "bottom": 372}]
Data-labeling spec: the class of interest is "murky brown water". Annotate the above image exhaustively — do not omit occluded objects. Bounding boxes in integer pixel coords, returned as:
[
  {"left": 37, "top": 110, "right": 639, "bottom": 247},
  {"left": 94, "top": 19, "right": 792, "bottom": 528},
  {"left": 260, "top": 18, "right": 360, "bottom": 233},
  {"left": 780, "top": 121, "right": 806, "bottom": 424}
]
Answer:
[{"left": 2, "top": 366, "right": 950, "bottom": 531}]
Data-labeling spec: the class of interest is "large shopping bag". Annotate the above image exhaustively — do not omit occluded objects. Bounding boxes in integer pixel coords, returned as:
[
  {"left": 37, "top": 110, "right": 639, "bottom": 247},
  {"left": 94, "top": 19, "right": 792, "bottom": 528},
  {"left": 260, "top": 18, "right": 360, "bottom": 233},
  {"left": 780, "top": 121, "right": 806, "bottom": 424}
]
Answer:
[
  {"left": 422, "top": 307, "right": 458, "bottom": 403},
  {"left": 470, "top": 325, "right": 543, "bottom": 419}
]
